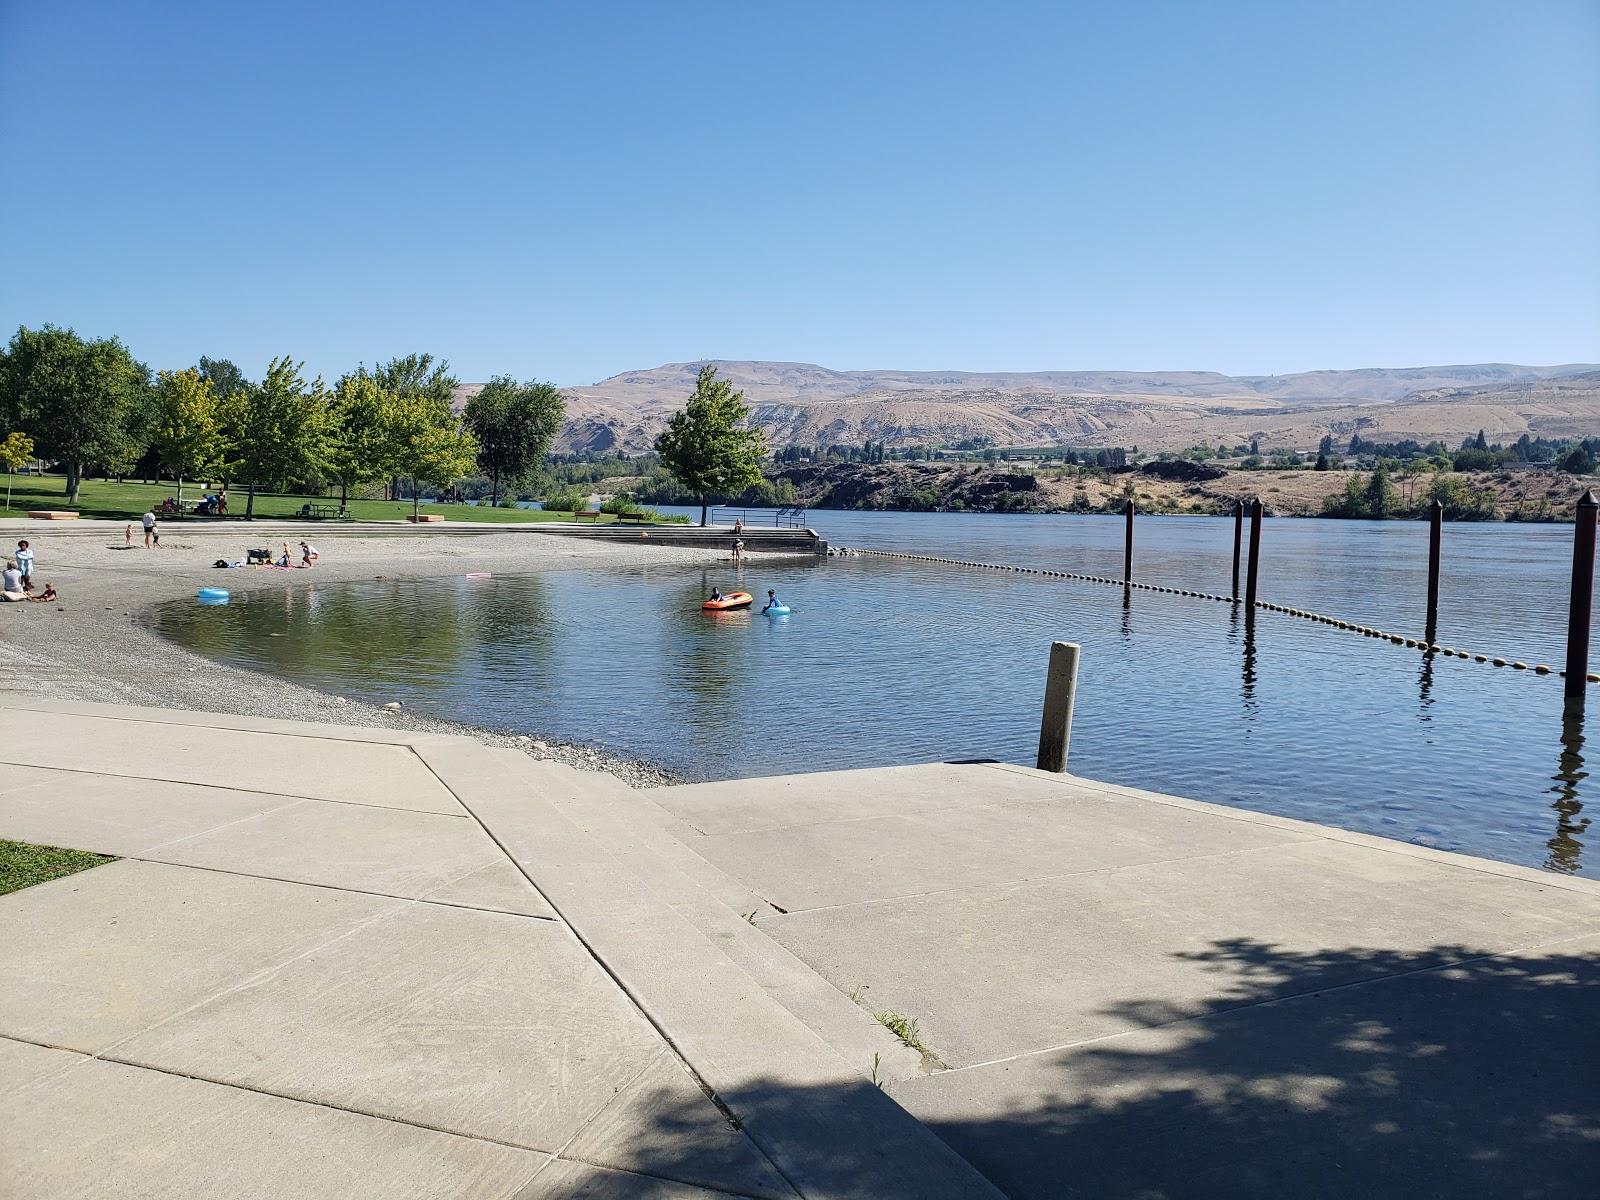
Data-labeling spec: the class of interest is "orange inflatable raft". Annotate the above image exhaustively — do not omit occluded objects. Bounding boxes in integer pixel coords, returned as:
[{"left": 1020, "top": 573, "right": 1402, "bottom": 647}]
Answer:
[{"left": 702, "top": 592, "right": 753, "bottom": 611}]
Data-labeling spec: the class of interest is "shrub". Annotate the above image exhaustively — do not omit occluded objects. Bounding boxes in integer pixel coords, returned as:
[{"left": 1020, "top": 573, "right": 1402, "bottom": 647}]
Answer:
[{"left": 540, "top": 488, "right": 587, "bottom": 512}]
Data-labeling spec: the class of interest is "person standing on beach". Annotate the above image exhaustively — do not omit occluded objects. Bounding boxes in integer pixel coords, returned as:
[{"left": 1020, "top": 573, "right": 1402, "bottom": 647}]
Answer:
[{"left": 141, "top": 509, "right": 158, "bottom": 548}]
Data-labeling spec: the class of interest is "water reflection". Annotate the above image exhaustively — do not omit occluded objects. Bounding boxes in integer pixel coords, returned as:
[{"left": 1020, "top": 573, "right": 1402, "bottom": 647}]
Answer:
[
  {"left": 1547, "top": 706, "right": 1590, "bottom": 874},
  {"left": 156, "top": 544, "right": 1600, "bottom": 881},
  {"left": 1239, "top": 616, "right": 1259, "bottom": 717},
  {"left": 1417, "top": 649, "right": 1436, "bottom": 719}
]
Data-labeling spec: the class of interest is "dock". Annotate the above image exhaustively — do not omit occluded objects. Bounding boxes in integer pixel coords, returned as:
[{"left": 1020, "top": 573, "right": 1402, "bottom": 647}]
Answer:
[{"left": 2, "top": 701, "right": 1595, "bottom": 1198}]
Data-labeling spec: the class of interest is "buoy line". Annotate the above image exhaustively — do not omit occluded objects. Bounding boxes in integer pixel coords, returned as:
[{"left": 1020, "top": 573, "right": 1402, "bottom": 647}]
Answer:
[{"left": 855, "top": 548, "right": 1596, "bottom": 683}]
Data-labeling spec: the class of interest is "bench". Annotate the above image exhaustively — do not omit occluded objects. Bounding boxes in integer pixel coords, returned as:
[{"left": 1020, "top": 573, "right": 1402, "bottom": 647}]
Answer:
[
  {"left": 571, "top": 510, "right": 602, "bottom": 522},
  {"left": 614, "top": 511, "right": 649, "bottom": 523}
]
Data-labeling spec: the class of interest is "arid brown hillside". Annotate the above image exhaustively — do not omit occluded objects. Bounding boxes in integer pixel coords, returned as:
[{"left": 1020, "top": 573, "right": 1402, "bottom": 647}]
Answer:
[{"left": 457, "top": 361, "right": 1600, "bottom": 455}]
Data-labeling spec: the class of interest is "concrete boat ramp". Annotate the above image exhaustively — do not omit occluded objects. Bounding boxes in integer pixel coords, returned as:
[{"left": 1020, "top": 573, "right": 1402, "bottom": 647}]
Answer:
[{"left": 2, "top": 701, "right": 1596, "bottom": 1198}]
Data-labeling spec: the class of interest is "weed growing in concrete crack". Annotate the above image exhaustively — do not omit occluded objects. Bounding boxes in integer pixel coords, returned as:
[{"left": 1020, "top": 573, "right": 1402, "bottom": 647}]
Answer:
[{"left": 874, "top": 1009, "right": 925, "bottom": 1052}]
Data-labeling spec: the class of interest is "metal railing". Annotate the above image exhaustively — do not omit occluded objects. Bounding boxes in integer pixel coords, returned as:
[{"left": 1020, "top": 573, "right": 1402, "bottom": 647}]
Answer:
[{"left": 709, "top": 505, "right": 809, "bottom": 529}]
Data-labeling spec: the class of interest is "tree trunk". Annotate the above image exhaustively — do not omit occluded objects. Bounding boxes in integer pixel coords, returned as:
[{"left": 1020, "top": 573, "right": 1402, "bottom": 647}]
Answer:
[{"left": 699, "top": 496, "right": 708, "bottom": 527}]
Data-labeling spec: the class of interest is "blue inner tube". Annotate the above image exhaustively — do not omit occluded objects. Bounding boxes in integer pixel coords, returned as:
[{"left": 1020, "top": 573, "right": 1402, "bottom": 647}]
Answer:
[
  {"left": 197, "top": 587, "right": 230, "bottom": 601},
  {"left": 764, "top": 604, "right": 791, "bottom": 615}
]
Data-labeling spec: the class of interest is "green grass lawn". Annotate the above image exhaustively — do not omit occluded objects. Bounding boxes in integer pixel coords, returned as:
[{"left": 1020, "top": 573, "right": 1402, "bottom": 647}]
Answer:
[
  {"left": 0, "top": 474, "right": 634, "bottom": 524},
  {"left": 0, "top": 839, "right": 115, "bottom": 896}
]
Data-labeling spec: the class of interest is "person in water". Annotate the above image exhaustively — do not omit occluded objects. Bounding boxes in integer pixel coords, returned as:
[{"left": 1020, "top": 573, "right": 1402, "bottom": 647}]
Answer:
[{"left": 761, "top": 589, "right": 782, "bottom": 612}]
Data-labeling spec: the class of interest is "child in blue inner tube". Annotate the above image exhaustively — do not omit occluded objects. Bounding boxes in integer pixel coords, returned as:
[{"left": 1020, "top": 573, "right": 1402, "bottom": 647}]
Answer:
[{"left": 762, "top": 590, "right": 782, "bottom": 612}]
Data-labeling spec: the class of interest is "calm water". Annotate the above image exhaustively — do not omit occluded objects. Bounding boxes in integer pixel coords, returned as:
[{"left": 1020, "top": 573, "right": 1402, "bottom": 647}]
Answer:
[{"left": 158, "top": 511, "right": 1595, "bottom": 878}]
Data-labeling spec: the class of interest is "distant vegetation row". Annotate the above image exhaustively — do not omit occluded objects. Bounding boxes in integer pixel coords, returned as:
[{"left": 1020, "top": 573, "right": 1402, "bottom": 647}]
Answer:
[{"left": 0, "top": 328, "right": 764, "bottom": 525}]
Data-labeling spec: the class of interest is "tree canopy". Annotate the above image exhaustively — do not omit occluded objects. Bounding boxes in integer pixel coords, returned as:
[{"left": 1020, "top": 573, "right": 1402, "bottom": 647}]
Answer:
[
  {"left": 222, "top": 357, "right": 334, "bottom": 517},
  {"left": 328, "top": 369, "right": 399, "bottom": 504},
  {"left": 384, "top": 388, "right": 478, "bottom": 520},
  {"left": 198, "top": 356, "right": 250, "bottom": 400},
  {"left": 153, "top": 368, "right": 226, "bottom": 509},
  {"left": 0, "top": 324, "right": 150, "bottom": 501},
  {"left": 654, "top": 365, "right": 767, "bottom": 525},
  {"left": 464, "top": 376, "right": 565, "bottom": 505}
]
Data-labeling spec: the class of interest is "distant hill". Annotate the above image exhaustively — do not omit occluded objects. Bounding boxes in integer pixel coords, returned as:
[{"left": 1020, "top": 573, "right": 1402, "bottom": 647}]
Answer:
[{"left": 460, "top": 360, "right": 1600, "bottom": 454}]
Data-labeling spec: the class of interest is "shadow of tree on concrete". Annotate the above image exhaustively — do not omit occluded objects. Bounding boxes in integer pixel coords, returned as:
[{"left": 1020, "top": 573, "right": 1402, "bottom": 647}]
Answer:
[
  {"left": 902, "top": 937, "right": 1600, "bottom": 1199},
  {"left": 592, "top": 937, "right": 1599, "bottom": 1199}
]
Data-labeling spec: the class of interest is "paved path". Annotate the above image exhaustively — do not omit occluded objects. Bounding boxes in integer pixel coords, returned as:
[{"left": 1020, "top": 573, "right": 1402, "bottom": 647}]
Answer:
[
  {"left": 3, "top": 701, "right": 1597, "bottom": 1198},
  {"left": 0, "top": 701, "right": 989, "bottom": 1200}
]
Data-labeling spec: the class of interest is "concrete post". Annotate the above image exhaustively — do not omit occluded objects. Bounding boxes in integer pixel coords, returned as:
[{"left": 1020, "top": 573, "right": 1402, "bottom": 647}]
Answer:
[
  {"left": 1426, "top": 498, "right": 1443, "bottom": 643},
  {"left": 1123, "top": 498, "right": 1134, "bottom": 584},
  {"left": 1036, "top": 641, "right": 1081, "bottom": 773},
  {"left": 1231, "top": 499, "right": 1244, "bottom": 603},
  {"left": 1564, "top": 490, "right": 1597, "bottom": 704},
  {"left": 1244, "top": 498, "right": 1264, "bottom": 612}
]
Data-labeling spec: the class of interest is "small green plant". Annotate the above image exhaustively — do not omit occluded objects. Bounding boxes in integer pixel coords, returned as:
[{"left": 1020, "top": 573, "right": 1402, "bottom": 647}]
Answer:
[{"left": 873, "top": 1009, "right": 925, "bottom": 1052}]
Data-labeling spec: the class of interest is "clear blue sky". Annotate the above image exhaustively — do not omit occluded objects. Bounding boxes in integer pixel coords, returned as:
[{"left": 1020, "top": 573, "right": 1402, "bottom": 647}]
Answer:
[{"left": 2, "top": 1, "right": 1596, "bottom": 385}]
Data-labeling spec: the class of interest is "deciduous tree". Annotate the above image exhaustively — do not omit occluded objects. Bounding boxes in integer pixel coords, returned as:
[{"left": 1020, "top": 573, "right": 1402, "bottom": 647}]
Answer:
[
  {"left": 654, "top": 365, "right": 767, "bottom": 526},
  {"left": 383, "top": 390, "right": 478, "bottom": 522},
  {"left": 464, "top": 376, "right": 565, "bottom": 506},
  {"left": 0, "top": 324, "right": 150, "bottom": 502},
  {"left": 222, "top": 357, "right": 334, "bottom": 518},
  {"left": 328, "top": 369, "right": 398, "bottom": 507},
  {"left": 153, "top": 368, "right": 226, "bottom": 513},
  {"left": 1, "top": 431, "right": 33, "bottom": 511}
]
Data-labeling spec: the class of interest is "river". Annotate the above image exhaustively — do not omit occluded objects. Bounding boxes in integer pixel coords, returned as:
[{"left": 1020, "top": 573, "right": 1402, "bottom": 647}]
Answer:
[{"left": 157, "top": 509, "right": 1596, "bottom": 878}]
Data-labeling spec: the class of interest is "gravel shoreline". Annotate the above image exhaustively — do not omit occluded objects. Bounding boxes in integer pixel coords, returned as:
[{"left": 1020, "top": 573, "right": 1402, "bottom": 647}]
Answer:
[{"left": 0, "top": 524, "right": 742, "bottom": 788}]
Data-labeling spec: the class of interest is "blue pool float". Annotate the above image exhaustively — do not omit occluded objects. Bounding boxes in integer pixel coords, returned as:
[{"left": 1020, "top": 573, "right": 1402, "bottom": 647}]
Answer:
[
  {"left": 764, "top": 604, "right": 792, "bottom": 616},
  {"left": 197, "top": 587, "right": 230, "bottom": 605}
]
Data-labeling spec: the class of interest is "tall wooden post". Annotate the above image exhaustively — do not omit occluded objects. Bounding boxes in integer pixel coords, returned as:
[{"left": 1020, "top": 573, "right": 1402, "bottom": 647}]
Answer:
[
  {"left": 1564, "top": 490, "right": 1597, "bottom": 705},
  {"left": 1036, "top": 641, "right": 1081, "bottom": 773},
  {"left": 1244, "top": 497, "right": 1263, "bottom": 612},
  {"left": 1123, "top": 498, "right": 1135, "bottom": 584},
  {"left": 1231, "top": 499, "right": 1244, "bottom": 602},
  {"left": 1425, "top": 498, "right": 1443, "bottom": 643}
]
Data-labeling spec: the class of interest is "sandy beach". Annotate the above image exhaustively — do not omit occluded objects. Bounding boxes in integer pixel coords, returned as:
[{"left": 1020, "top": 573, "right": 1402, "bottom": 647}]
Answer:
[{"left": 0, "top": 522, "right": 739, "bottom": 786}]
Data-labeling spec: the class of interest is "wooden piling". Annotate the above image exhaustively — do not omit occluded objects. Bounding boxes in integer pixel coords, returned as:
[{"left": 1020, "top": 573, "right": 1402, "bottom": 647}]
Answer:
[
  {"left": 1564, "top": 490, "right": 1597, "bottom": 704},
  {"left": 1123, "top": 498, "right": 1134, "bottom": 584},
  {"left": 1243, "top": 497, "right": 1263, "bottom": 612},
  {"left": 1231, "top": 499, "right": 1243, "bottom": 602},
  {"left": 1426, "top": 498, "right": 1443, "bottom": 642},
  {"left": 1036, "top": 641, "right": 1081, "bottom": 773}
]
